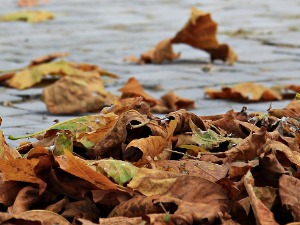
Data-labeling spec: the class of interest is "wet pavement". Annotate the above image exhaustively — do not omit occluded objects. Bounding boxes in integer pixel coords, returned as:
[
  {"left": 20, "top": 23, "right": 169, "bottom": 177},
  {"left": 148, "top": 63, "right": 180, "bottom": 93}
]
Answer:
[{"left": 0, "top": 0, "right": 300, "bottom": 147}]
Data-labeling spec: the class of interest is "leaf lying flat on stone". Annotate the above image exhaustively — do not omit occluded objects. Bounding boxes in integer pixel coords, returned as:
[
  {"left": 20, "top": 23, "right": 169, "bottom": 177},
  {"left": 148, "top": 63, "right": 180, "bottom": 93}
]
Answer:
[
  {"left": 205, "top": 82, "right": 282, "bottom": 102},
  {"left": 1, "top": 10, "right": 54, "bottom": 23}
]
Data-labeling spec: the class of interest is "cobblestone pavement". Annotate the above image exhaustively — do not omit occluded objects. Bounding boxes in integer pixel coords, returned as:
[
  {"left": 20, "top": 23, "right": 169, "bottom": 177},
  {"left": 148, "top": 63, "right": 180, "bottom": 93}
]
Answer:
[{"left": 0, "top": 0, "right": 300, "bottom": 147}]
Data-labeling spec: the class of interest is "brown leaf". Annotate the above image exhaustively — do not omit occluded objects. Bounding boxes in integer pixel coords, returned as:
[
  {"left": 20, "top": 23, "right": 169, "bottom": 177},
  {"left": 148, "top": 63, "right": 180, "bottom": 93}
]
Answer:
[
  {"left": 155, "top": 176, "right": 229, "bottom": 224},
  {"left": 160, "top": 91, "right": 195, "bottom": 112},
  {"left": 141, "top": 38, "right": 180, "bottom": 64},
  {"left": 171, "top": 7, "right": 237, "bottom": 65},
  {"left": 0, "top": 158, "right": 46, "bottom": 194},
  {"left": 166, "top": 109, "right": 207, "bottom": 134},
  {"left": 98, "top": 216, "right": 144, "bottom": 225},
  {"left": 8, "top": 186, "right": 39, "bottom": 214},
  {"left": 210, "top": 109, "right": 256, "bottom": 139},
  {"left": 86, "top": 109, "right": 149, "bottom": 158},
  {"left": 29, "top": 52, "right": 69, "bottom": 66},
  {"left": 154, "top": 159, "right": 229, "bottom": 182},
  {"left": 224, "top": 127, "right": 267, "bottom": 162},
  {"left": 124, "top": 136, "right": 170, "bottom": 166},
  {"left": 228, "top": 160, "right": 259, "bottom": 179},
  {"left": 128, "top": 168, "right": 183, "bottom": 196},
  {"left": 0, "top": 174, "right": 23, "bottom": 206},
  {"left": 61, "top": 198, "right": 100, "bottom": 221},
  {"left": 205, "top": 82, "right": 282, "bottom": 102},
  {"left": 57, "top": 149, "right": 118, "bottom": 190},
  {"left": 18, "top": 210, "right": 70, "bottom": 225},
  {"left": 18, "top": 0, "right": 48, "bottom": 7},
  {"left": 118, "top": 77, "right": 159, "bottom": 105},
  {"left": 244, "top": 171, "right": 279, "bottom": 225},
  {"left": 286, "top": 99, "right": 300, "bottom": 114},
  {"left": 109, "top": 194, "right": 163, "bottom": 218},
  {"left": 42, "top": 74, "right": 117, "bottom": 114},
  {"left": 279, "top": 175, "right": 300, "bottom": 221}
]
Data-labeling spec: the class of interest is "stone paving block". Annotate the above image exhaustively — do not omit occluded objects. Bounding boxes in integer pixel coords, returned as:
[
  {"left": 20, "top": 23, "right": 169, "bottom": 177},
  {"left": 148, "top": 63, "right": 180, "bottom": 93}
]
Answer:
[{"left": 0, "top": 0, "right": 300, "bottom": 141}]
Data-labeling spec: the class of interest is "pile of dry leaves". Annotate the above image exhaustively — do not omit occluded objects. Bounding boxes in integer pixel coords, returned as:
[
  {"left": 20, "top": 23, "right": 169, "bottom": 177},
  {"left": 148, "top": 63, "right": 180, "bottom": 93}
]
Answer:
[{"left": 0, "top": 96, "right": 299, "bottom": 225}]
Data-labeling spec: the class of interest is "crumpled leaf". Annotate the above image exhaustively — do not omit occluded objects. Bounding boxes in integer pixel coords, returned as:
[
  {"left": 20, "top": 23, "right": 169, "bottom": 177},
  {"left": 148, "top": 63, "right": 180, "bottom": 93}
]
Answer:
[
  {"left": 0, "top": 209, "right": 70, "bottom": 225},
  {"left": 53, "top": 131, "right": 73, "bottom": 156},
  {"left": 154, "top": 159, "right": 229, "bottom": 182},
  {"left": 190, "top": 119, "right": 242, "bottom": 151},
  {"left": 279, "top": 175, "right": 300, "bottom": 221},
  {"left": 126, "top": 7, "right": 237, "bottom": 65},
  {"left": 125, "top": 38, "right": 180, "bottom": 64},
  {"left": 3, "top": 59, "right": 118, "bottom": 89},
  {"left": 0, "top": 158, "right": 46, "bottom": 194},
  {"left": 128, "top": 168, "right": 183, "bottom": 196},
  {"left": 205, "top": 82, "right": 282, "bottom": 102},
  {"left": 89, "top": 159, "right": 139, "bottom": 186},
  {"left": 56, "top": 149, "right": 118, "bottom": 190},
  {"left": 244, "top": 171, "right": 279, "bottom": 225},
  {"left": 29, "top": 52, "right": 69, "bottom": 66},
  {"left": 118, "top": 77, "right": 159, "bottom": 105},
  {"left": 1, "top": 10, "right": 54, "bottom": 23},
  {"left": 42, "top": 74, "right": 117, "bottom": 114},
  {"left": 0, "top": 130, "right": 21, "bottom": 159},
  {"left": 171, "top": 7, "right": 237, "bottom": 65},
  {"left": 154, "top": 91, "right": 195, "bottom": 113}
]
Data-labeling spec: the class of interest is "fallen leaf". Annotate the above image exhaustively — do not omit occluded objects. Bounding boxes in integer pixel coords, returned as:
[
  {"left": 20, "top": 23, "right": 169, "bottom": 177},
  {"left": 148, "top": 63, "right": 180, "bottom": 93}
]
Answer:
[
  {"left": 171, "top": 7, "right": 237, "bottom": 64},
  {"left": 279, "top": 175, "right": 300, "bottom": 221},
  {"left": 18, "top": 210, "right": 70, "bottom": 225},
  {"left": 1, "top": 10, "right": 54, "bottom": 23},
  {"left": 118, "top": 77, "right": 159, "bottom": 105},
  {"left": 139, "top": 38, "right": 180, "bottom": 64},
  {"left": 3, "top": 59, "right": 118, "bottom": 89},
  {"left": 160, "top": 91, "right": 195, "bottom": 111},
  {"left": 61, "top": 198, "right": 100, "bottom": 221},
  {"left": 0, "top": 130, "right": 21, "bottom": 159},
  {"left": 18, "top": 0, "right": 48, "bottom": 7},
  {"left": 29, "top": 52, "right": 69, "bottom": 66},
  {"left": 244, "top": 171, "right": 279, "bottom": 225},
  {"left": 0, "top": 174, "right": 23, "bottom": 207},
  {"left": 0, "top": 158, "right": 46, "bottom": 194},
  {"left": 109, "top": 194, "right": 163, "bottom": 218},
  {"left": 124, "top": 135, "right": 170, "bottom": 166},
  {"left": 57, "top": 149, "right": 118, "bottom": 190},
  {"left": 154, "top": 159, "right": 229, "bottom": 182},
  {"left": 89, "top": 159, "right": 139, "bottom": 186},
  {"left": 128, "top": 168, "right": 183, "bottom": 196},
  {"left": 42, "top": 74, "right": 117, "bottom": 114},
  {"left": 205, "top": 82, "right": 282, "bottom": 102}
]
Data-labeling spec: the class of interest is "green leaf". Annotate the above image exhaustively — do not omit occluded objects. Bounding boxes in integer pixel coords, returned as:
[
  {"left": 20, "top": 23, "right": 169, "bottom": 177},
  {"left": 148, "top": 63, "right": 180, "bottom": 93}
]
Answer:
[
  {"left": 163, "top": 212, "right": 171, "bottom": 222},
  {"left": 296, "top": 93, "right": 300, "bottom": 100},
  {"left": 8, "top": 113, "right": 117, "bottom": 140},
  {"left": 90, "top": 159, "right": 139, "bottom": 186},
  {"left": 53, "top": 131, "right": 73, "bottom": 156},
  {"left": 189, "top": 119, "right": 241, "bottom": 150},
  {"left": 1, "top": 11, "right": 54, "bottom": 23}
]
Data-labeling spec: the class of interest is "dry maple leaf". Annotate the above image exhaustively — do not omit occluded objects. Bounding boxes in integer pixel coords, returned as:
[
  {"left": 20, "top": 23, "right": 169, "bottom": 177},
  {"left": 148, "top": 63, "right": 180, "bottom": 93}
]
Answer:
[
  {"left": 171, "top": 7, "right": 237, "bottom": 65},
  {"left": 205, "top": 82, "right": 282, "bottom": 102}
]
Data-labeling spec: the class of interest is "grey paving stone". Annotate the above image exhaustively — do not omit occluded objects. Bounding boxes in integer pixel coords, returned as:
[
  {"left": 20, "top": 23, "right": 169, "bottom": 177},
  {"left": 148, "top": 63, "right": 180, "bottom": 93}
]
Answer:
[{"left": 0, "top": 0, "right": 300, "bottom": 143}]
